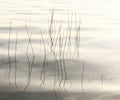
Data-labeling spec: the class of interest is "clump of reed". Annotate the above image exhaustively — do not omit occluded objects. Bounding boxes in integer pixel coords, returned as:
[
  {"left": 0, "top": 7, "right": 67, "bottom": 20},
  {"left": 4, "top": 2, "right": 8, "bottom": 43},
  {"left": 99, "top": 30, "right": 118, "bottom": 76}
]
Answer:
[{"left": 7, "top": 9, "right": 81, "bottom": 93}]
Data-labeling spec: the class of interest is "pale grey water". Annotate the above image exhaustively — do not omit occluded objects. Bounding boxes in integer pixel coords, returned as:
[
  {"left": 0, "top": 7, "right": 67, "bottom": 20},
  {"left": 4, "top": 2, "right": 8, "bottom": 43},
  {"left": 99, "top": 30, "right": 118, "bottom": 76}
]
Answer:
[{"left": 0, "top": 0, "right": 120, "bottom": 99}]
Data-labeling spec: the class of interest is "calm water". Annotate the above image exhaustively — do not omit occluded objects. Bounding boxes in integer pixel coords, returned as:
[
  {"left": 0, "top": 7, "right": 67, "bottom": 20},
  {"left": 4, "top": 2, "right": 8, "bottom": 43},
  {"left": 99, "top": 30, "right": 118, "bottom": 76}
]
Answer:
[{"left": 0, "top": 0, "right": 120, "bottom": 93}]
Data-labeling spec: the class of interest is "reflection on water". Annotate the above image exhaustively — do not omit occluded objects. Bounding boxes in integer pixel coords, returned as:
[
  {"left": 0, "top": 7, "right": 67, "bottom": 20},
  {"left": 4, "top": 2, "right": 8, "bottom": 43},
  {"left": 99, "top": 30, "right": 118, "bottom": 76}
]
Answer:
[{"left": 0, "top": 0, "right": 120, "bottom": 100}]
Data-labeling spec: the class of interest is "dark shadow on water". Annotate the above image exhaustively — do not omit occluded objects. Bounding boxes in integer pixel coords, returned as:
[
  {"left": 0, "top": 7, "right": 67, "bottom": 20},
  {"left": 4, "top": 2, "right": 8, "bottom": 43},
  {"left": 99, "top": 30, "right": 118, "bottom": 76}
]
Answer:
[{"left": 0, "top": 91, "right": 103, "bottom": 100}]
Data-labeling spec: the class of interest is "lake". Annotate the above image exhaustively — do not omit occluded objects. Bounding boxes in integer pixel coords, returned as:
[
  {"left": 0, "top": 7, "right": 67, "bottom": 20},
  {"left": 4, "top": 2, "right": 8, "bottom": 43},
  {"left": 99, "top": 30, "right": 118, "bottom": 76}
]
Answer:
[{"left": 0, "top": 0, "right": 120, "bottom": 99}]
